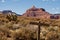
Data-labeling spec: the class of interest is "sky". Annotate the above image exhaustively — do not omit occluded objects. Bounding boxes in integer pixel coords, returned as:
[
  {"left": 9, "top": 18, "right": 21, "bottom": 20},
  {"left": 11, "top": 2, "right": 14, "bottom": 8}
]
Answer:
[{"left": 0, "top": 0, "right": 60, "bottom": 15}]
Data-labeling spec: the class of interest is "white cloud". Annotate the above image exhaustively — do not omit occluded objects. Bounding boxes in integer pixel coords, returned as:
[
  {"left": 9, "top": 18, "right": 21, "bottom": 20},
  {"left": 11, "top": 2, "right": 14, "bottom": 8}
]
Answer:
[
  {"left": 42, "top": 0, "right": 56, "bottom": 2},
  {"left": 52, "top": 8, "right": 60, "bottom": 13},
  {"left": 1, "top": 0, "right": 5, "bottom": 3},
  {"left": 52, "top": 8, "right": 55, "bottom": 10},
  {"left": 52, "top": 0, "right": 56, "bottom": 1},
  {"left": 52, "top": 8, "right": 59, "bottom": 10},
  {"left": 55, "top": 11, "right": 60, "bottom": 13},
  {"left": 12, "top": 0, "right": 19, "bottom": 1},
  {"left": 56, "top": 8, "right": 59, "bottom": 10},
  {"left": 42, "top": 0, "right": 48, "bottom": 1}
]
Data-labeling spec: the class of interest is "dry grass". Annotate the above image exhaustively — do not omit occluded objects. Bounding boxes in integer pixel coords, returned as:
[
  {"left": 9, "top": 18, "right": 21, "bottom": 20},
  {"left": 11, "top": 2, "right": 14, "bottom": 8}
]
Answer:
[{"left": 0, "top": 15, "right": 60, "bottom": 40}]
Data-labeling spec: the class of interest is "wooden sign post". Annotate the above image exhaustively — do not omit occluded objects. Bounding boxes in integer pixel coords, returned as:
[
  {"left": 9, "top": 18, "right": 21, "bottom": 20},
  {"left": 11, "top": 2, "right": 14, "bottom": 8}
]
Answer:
[{"left": 30, "top": 21, "right": 49, "bottom": 40}]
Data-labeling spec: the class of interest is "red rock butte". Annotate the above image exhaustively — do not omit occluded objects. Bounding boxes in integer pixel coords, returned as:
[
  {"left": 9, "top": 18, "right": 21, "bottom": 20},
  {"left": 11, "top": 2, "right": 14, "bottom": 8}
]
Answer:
[{"left": 22, "top": 6, "right": 60, "bottom": 19}]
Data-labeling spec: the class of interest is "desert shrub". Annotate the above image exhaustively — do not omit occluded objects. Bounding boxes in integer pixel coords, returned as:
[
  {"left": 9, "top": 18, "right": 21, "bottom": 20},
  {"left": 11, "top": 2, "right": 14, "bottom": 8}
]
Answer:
[
  {"left": 6, "top": 14, "right": 17, "bottom": 21},
  {"left": 0, "top": 26, "right": 11, "bottom": 40},
  {"left": 4, "top": 22, "right": 13, "bottom": 30},
  {"left": 45, "top": 31, "right": 60, "bottom": 40},
  {"left": 1, "top": 15, "right": 60, "bottom": 40},
  {"left": 9, "top": 27, "right": 37, "bottom": 40}
]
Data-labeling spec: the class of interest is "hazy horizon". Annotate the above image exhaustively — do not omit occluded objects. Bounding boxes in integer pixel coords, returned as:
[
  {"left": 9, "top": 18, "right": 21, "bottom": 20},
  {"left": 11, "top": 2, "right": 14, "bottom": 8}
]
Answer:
[{"left": 0, "top": 0, "right": 60, "bottom": 15}]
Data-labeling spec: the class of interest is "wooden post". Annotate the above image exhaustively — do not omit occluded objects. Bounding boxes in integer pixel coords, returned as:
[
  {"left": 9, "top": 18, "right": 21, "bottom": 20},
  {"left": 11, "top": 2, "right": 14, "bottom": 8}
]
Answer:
[
  {"left": 37, "top": 22, "right": 40, "bottom": 40},
  {"left": 30, "top": 21, "right": 40, "bottom": 40},
  {"left": 30, "top": 21, "right": 49, "bottom": 40}
]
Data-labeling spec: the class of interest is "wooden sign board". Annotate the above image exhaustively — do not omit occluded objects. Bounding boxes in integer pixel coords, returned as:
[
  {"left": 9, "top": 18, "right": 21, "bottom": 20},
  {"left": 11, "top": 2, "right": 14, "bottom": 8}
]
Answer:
[{"left": 30, "top": 21, "right": 50, "bottom": 26}]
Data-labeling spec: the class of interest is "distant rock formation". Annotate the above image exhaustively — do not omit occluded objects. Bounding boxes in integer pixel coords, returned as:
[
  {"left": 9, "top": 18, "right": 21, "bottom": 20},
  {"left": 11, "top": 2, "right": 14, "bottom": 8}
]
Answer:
[
  {"left": 0, "top": 7, "right": 60, "bottom": 19},
  {"left": 50, "top": 14, "right": 60, "bottom": 19},
  {"left": 22, "top": 6, "right": 60, "bottom": 19},
  {"left": 0, "top": 10, "right": 21, "bottom": 16},
  {"left": 22, "top": 6, "right": 51, "bottom": 19},
  {"left": 2, "top": 10, "right": 16, "bottom": 15}
]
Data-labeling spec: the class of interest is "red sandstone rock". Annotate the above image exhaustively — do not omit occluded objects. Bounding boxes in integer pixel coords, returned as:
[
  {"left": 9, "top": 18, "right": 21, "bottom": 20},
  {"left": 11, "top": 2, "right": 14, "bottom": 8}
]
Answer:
[{"left": 22, "top": 6, "right": 51, "bottom": 19}]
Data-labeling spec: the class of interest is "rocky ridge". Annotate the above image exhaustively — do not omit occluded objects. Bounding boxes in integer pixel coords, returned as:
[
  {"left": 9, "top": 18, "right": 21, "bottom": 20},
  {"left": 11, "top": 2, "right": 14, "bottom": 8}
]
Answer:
[{"left": 23, "top": 6, "right": 60, "bottom": 19}]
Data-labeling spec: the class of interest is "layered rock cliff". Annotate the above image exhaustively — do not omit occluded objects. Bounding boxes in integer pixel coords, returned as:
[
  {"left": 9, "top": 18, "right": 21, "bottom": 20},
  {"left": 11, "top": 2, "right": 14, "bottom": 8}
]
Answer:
[
  {"left": 23, "top": 6, "right": 60, "bottom": 19},
  {"left": 23, "top": 6, "right": 51, "bottom": 19}
]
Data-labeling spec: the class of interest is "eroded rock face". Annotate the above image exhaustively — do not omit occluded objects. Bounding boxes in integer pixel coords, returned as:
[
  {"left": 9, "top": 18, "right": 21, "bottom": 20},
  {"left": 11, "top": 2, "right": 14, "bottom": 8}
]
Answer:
[
  {"left": 22, "top": 6, "right": 60, "bottom": 19},
  {"left": 23, "top": 6, "right": 51, "bottom": 19},
  {"left": 50, "top": 14, "right": 60, "bottom": 19},
  {"left": 0, "top": 10, "right": 17, "bottom": 16}
]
